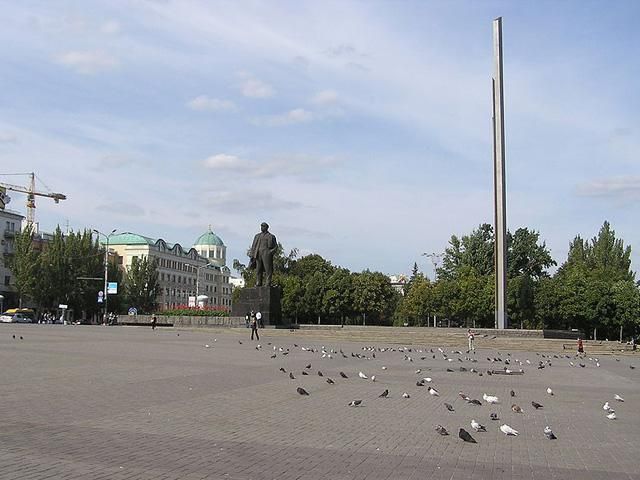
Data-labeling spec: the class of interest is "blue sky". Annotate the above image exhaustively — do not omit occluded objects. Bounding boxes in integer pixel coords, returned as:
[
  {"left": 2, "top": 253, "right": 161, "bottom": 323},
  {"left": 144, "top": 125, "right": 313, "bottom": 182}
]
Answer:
[{"left": 0, "top": 1, "right": 638, "bottom": 278}]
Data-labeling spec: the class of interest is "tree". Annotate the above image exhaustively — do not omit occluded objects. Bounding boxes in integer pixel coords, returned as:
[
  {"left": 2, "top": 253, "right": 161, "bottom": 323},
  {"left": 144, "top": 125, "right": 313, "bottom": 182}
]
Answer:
[
  {"left": 322, "top": 268, "right": 353, "bottom": 324},
  {"left": 352, "top": 270, "right": 397, "bottom": 326},
  {"left": 9, "top": 224, "right": 37, "bottom": 307},
  {"left": 439, "top": 224, "right": 494, "bottom": 280},
  {"left": 124, "top": 256, "right": 159, "bottom": 314},
  {"left": 281, "top": 275, "right": 305, "bottom": 324}
]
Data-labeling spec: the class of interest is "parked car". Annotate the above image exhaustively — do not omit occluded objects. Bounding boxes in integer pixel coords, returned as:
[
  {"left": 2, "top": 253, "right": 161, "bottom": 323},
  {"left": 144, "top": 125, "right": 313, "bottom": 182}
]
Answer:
[{"left": 0, "top": 312, "right": 32, "bottom": 323}]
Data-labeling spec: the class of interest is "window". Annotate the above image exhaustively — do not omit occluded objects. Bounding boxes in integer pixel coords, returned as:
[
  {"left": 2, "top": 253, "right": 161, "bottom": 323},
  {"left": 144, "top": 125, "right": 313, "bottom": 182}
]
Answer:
[
  {"left": 177, "top": 276, "right": 181, "bottom": 284},
  {"left": 172, "top": 275, "right": 175, "bottom": 282},
  {"left": 161, "top": 273, "right": 165, "bottom": 281}
]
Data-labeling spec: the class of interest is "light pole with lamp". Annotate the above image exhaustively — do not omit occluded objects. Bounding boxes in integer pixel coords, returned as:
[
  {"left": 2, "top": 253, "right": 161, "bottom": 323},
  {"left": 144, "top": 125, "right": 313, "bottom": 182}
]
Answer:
[
  {"left": 93, "top": 229, "right": 116, "bottom": 324},
  {"left": 421, "top": 252, "right": 444, "bottom": 327},
  {"left": 186, "top": 262, "right": 212, "bottom": 308}
]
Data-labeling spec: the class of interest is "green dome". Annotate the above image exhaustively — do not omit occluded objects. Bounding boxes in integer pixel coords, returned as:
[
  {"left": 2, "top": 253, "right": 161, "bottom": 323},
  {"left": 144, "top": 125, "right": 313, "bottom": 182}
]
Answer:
[{"left": 194, "top": 228, "right": 224, "bottom": 247}]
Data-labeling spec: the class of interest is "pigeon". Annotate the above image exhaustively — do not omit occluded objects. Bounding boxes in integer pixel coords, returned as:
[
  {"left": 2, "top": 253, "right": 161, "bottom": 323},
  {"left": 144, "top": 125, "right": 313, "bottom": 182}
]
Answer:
[
  {"left": 428, "top": 387, "right": 440, "bottom": 397},
  {"left": 381, "top": 366, "right": 387, "bottom": 370},
  {"left": 531, "top": 401, "right": 544, "bottom": 409},
  {"left": 402, "top": 392, "right": 410, "bottom": 398},
  {"left": 371, "top": 375, "right": 376, "bottom": 382},
  {"left": 423, "top": 377, "right": 432, "bottom": 383},
  {"left": 458, "top": 428, "right": 477, "bottom": 443},
  {"left": 296, "top": 387, "right": 309, "bottom": 396},
  {"left": 603, "top": 402, "right": 614, "bottom": 412},
  {"left": 416, "top": 380, "right": 425, "bottom": 387},
  {"left": 348, "top": 399, "right": 362, "bottom": 407},
  {"left": 415, "top": 369, "right": 421, "bottom": 374},
  {"left": 631, "top": 365, "right": 636, "bottom": 370},
  {"left": 471, "top": 419, "right": 486, "bottom": 432},
  {"left": 511, "top": 404, "right": 523, "bottom": 413},
  {"left": 19, "top": 336, "right": 23, "bottom": 340},
  {"left": 339, "top": 371, "right": 348, "bottom": 378},
  {"left": 270, "top": 354, "right": 276, "bottom": 359},
  {"left": 326, "top": 378, "right": 335, "bottom": 385},
  {"left": 435, "top": 425, "right": 449, "bottom": 435},
  {"left": 510, "top": 390, "right": 516, "bottom": 397},
  {"left": 459, "top": 391, "right": 470, "bottom": 401},
  {"left": 483, "top": 394, "right": 499, "bottom": 404},
  {"left": 12, "top": 335, "right": 15, "bottom": 339},
  {"left": 279, "top": 367, "right": 286, "bottom": 372},
  {"left": 444, "top": 403, "right": 454, "bottom": 412},
  {"left": 547, "top": 387, "right": 554, "bottom": 396},
  {"left": 500, "top": 424, "right": 519, "bottom": 436},
  {"left": 358, "top": 371, "right": 368, "bottom": 379},
  {"left": 607, "top": 412, "right": 617, "bottom": 420},
  {"left": 237, "top": 340, "right": 241, "bottom": 344},
  {"left": 302, "top": 371, "right": 309, "bottom": 375},
  {"left": 614, "top": 394, "right": 625, "bottom": 402},
  {"left": 490, "top": 413, "right": 499, "bottom": 421},
  {"left": 468, "top": 399, "right": 482, "bottom": 406},
  {"left": 305, "top": 364, "right": 312, "bottom": 369},
  {"left": 317, "top": 371, "right": 323, "bottom": 377},
  {"left": 379, "top": 389, "right": 389, "bottom": 398},
  {"left": 543, "top": 426, "right": 557, "bottom": 440},
  {"left": 289, "top": 372, "right": 295, "bottom": 380}
]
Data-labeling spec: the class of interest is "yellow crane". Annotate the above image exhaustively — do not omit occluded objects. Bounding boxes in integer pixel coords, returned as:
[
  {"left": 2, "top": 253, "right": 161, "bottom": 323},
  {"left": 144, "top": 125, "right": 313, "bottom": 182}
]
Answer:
[{"left": 0, "top": 172, "right": 66, "bottom": 226}]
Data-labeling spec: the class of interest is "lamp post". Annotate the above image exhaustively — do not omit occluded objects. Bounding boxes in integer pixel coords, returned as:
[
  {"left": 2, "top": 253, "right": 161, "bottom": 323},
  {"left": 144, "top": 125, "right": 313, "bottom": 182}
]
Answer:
[
  {"left": 93, "top": 229, "right": 116, "bottom": 324},
  {"left": 186, "top": 262, "right": 212, "bottom": 308},
  {"left": 0, "top": 294, "right": 4, "bottom": 314},
  {"left": 422, "top": 252, "right": 443, "bottom": 327}
]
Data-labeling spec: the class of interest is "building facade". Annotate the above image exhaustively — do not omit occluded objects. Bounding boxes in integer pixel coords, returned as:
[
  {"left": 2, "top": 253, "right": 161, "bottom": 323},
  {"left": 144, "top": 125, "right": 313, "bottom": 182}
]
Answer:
[
  {"left": 0, "top": 208, "right": 24, "bottom": 302},
  {"left": 106, "top": 228, "right": 232, "bottom": 310}
]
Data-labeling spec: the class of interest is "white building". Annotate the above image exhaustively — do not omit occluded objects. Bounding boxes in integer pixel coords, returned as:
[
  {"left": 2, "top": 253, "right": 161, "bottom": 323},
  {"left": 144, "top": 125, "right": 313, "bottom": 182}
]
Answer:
[{"left": 106, "top": 227, "right": 232, "bottom": 310}]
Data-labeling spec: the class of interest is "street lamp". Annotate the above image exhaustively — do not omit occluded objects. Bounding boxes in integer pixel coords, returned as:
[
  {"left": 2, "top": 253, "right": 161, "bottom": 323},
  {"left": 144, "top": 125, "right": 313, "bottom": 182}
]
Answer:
[
  {"left": 0, "top": 294, "right": 4, "bottom": 314},
  {"left": 186, "top": 261, "right": 213, "bottom": 308},
  {"left": 93, "top": 229, "right": 116, "bottom": 324}
]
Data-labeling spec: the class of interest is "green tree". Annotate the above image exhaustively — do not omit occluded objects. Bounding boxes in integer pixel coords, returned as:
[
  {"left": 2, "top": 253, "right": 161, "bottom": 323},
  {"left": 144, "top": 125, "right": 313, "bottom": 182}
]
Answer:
[
  {"left": 124, "top": 256, "right": 159, "bottom": 314},
  {"left": 322, "top": 268, "right": 353, "bottom": 325},
  {"left": 9, "top": 224, "right": 38, "bottom": 308},
  {"left": 352, "top": 270, "right": 397, "bottom": 326}
]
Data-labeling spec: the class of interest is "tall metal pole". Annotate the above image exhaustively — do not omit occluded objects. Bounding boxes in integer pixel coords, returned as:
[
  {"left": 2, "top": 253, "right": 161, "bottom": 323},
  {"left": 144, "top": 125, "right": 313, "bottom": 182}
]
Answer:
[
  {"left": 492, "top": 17, "right": 508, "bottom": 329},
  {"left": 104, "top": 237, "right": 109, "bottom": 323}
]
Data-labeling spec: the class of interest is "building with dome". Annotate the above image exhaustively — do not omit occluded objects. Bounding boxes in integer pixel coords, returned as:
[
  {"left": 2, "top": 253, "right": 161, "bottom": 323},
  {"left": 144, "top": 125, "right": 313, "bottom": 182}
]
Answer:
[{"left": 105, "top": 227, "right": 232, "bottom": 311}]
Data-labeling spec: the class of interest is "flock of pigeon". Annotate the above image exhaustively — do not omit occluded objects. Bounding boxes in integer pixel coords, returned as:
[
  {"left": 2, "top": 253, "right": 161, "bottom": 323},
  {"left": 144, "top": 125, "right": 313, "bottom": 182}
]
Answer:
[{"left": 222, "top": 337, "right": 636, "bottom": 445}]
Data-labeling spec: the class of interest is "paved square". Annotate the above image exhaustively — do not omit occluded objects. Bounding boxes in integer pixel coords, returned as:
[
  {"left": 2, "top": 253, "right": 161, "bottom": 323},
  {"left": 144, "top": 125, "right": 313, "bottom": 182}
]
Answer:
[{"left": 0, "top": 325, "right": 638, "bottom": 480}]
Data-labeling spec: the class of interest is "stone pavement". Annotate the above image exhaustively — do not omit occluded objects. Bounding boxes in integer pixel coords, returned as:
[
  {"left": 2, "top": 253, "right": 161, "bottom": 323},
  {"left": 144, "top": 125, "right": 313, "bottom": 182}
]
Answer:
[{"left": 0, "top": 324, "right": 638, "bottom": 480}]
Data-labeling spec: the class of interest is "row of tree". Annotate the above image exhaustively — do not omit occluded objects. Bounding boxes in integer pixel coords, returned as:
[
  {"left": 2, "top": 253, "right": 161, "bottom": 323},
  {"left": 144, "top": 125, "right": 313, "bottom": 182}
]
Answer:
[
  {"left": 233, "top": 221, "right": 639, "bottom": 339},
  {"left": 9, "top": 227, "right": 159, "bottom": 320},
  {"left": 234, "top": 251, "right": 399, "bottom": 325}
]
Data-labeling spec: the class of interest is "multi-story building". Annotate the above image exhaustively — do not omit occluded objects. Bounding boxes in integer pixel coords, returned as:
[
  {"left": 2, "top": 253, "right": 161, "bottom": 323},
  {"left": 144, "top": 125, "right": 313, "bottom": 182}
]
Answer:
[
  {"left": 106, "top": 228, "right": 232, "bottom": 310},
  {"left": 0, "top": 207, "right": 24, "bottom": 305}
]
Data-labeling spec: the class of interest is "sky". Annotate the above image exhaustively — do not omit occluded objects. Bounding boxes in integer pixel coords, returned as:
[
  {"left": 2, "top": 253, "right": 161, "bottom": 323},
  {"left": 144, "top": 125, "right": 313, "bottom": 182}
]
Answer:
[{"left": 0, "top": 0, "right": 638, "bottom": 279}]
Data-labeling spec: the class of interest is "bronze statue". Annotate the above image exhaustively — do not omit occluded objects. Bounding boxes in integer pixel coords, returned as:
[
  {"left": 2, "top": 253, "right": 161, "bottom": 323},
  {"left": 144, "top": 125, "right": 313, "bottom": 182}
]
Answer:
[{"left": 249, "top": 222, "right": 277, "bottom": 287}]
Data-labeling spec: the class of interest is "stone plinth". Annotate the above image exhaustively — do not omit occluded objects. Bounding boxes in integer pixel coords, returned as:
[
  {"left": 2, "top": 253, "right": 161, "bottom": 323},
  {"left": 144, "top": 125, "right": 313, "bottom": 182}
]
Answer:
[{"left": 232, "top": 286, "right": 282, "bottom": 326}]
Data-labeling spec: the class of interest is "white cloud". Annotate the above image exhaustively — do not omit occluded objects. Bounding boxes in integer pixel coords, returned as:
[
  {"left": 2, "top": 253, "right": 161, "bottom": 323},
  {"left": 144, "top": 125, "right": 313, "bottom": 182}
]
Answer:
[
  {"left": 311, "top": 90, "right": 338, "bottom": 105},
  {"left": 201, "top": 153, "right": 340, "bottom": 180},
  {"left": 205, "top": 191, "right": 303, "bottom": 213},
  {"left": 240, "top": 77, "right": 274, "bottom": 98},
  {"left": 0, "top": 133, "right": 17, "bottom": 143},
  {"left": 577, "top": 176, "right": 640, "bottom": 200},
  {"left": 187, "top": 95, "right": 237, "bottom": 112},
  {"left": 100, "top": 20, "right": 120, "bottom": 34},
  {"left": 253, "top": 108, "right": 314, "bottom": 127},
  {"left": 54, "top": 50, "right": 119, "bottom": 74}
]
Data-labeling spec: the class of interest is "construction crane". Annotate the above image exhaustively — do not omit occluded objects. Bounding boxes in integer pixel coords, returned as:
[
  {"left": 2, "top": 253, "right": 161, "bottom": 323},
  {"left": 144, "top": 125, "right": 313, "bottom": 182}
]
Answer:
[{"left": 0, "top": 172, "right": 66, "bottom": 226}]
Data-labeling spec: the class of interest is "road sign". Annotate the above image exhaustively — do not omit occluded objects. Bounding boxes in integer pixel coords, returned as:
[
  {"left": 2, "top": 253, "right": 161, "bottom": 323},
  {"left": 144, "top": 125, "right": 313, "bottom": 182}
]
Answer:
[
  {"left": 107, "top": 282, "right": 118, "bottom": 294},
  {"left": 58, "top": 304, "right": 68, "bottom": 309},
  {"left": 128, "top": 307, "right": 137, "bottom": 316}
]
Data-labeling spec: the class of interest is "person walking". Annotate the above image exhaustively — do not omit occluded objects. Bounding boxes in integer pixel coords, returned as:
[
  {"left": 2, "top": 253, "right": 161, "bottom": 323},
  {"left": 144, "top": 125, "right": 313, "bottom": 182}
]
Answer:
[
  {"left": 250, "top": 314, "right": 259, "bottom": 341},
  {"left": 151, "top": 314, "right": 157, "bottom": 330},
  {"left": 256, "top": 311, "right": 264, "bottom": 328},
  {"left": 467, "top": 329, "right": 476, "bottom": 353},
  {"left": 577, "top": 337, "right": 584, "bottom": 354}
]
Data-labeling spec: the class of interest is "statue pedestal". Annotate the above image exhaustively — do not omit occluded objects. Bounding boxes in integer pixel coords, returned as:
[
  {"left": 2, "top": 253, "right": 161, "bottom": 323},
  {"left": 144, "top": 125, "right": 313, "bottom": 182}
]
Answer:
[{"left": 232, "top": 286, "right": 282, "bottom": 326}]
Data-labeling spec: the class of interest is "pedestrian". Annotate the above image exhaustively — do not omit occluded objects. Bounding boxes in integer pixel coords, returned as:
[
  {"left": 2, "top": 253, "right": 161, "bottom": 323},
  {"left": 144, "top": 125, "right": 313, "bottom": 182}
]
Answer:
[
  {"left": 151, "top": 314, "right": 157, "bottom": 330},
  {"left": 577, "top": 337, "right": 584, "bottom": 354},
  {"left": 256, "top": 311, "right": 264, "bottom": 328},
  {"left": 250, "top": 315, "right": 259, "bottom": 341},
  {"left": 245, "top": 313, "right": 250, "bottom": 328},
  {"left": 467, "top": 328, "right": 476, "bottom": 353}
]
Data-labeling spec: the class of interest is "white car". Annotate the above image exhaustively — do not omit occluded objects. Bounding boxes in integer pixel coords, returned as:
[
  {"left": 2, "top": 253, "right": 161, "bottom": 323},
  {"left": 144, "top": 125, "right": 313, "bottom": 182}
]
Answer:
[{"left": 0, "top": 313, "right": 32, "bottom": 323}]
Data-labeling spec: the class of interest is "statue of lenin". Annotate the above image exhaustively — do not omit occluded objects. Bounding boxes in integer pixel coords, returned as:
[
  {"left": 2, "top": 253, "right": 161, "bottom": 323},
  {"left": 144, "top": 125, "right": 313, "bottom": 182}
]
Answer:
[{"left": 249, "top": 222, "right": 277, "bottom": 287}]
